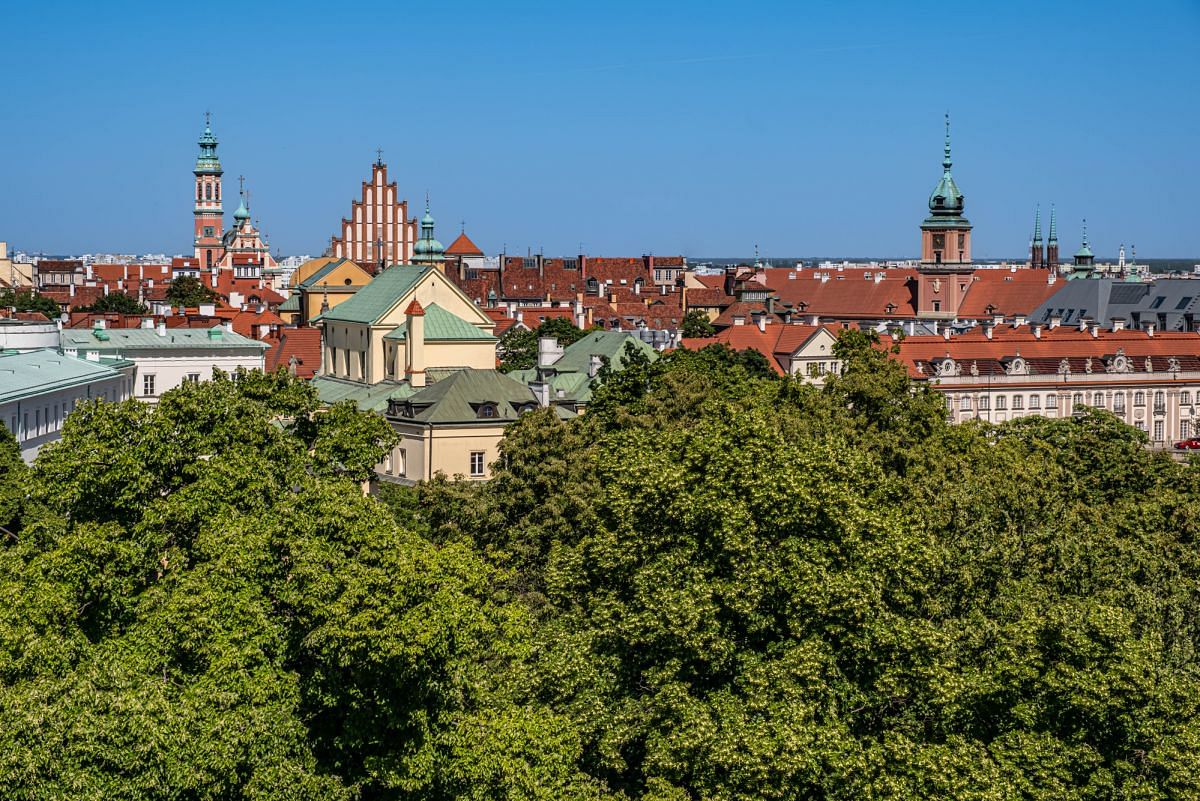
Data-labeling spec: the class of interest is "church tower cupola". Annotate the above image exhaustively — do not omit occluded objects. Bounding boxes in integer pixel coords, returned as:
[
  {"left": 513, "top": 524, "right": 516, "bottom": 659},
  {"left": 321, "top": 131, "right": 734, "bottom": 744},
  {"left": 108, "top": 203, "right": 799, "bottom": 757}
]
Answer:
[
  {"left": 193, "top": 113, "right": 225, "bottom": 269},
  {"left": 412, "top": 197, "right": 445, "bottom": 269}
]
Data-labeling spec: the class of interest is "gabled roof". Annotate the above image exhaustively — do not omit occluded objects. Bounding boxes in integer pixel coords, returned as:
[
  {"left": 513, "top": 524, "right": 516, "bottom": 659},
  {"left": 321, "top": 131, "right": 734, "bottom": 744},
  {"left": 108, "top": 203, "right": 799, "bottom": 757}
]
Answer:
[
  {"left": 679, "top": 323, "right": 837, "bottom": 376},
  {"left": 315, "top": 264, "right": 431, "bottom": 324},
  {"left": 383, "top": 304, "right": 496, "bottom": 342},
  {"left": 311, "top": 375, "right": 416, "bottom": 413},
  {"left": 446, "top": 232, "right": 484, "bottom": 257},
  {"left": 956, "top": 270, "right": 1061, "bottom": 320}
]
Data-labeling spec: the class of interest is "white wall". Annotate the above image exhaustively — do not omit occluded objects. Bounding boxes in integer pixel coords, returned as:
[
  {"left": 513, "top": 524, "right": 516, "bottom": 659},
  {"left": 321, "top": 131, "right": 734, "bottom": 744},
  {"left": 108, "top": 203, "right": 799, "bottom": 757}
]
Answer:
[{"left": 1, "top": 373, "right": 132, "bottom": 462}]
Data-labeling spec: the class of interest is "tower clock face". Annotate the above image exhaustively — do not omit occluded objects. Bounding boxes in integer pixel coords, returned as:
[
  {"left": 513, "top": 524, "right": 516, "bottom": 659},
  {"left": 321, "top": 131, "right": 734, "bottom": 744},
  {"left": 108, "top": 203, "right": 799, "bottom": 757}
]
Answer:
[{"left": 933, "top": 234, "right": 945, "bottom": 249}]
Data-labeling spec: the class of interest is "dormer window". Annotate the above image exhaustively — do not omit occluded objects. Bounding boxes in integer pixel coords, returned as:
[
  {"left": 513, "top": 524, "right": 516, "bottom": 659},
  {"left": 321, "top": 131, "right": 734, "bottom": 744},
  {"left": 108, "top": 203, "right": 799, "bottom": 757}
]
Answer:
[{"left": 477, "top": 403, "right": 498, "bottom": 419}]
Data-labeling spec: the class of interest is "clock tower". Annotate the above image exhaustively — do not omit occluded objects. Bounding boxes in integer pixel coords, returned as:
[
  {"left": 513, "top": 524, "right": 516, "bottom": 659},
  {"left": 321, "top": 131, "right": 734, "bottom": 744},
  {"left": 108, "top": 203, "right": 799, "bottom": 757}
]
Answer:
[{"left": 916, "top": 114, "right": 974, "bottom": 320}]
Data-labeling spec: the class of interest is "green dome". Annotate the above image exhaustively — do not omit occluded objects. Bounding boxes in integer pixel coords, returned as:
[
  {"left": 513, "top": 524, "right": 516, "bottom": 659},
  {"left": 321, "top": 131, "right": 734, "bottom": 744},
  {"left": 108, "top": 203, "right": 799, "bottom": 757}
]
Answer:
[
  {"left": 234, "top": 199, "right": 251, "bottom": 222},
  {"left": 927, "top": 114, "right": 965, "bottom": 216}
]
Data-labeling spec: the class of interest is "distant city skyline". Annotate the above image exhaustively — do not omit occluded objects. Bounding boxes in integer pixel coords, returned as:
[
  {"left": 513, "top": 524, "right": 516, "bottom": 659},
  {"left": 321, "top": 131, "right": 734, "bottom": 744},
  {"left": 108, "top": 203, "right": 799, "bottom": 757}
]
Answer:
[{"left": 1, "top": 0, "right": 1197, "bottom": 258}]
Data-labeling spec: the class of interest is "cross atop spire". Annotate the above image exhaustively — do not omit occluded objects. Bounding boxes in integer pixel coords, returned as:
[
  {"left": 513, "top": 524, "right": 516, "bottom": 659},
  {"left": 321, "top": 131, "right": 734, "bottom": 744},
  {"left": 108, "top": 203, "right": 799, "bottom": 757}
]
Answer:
[
  {"left": 375, "top": 147, "right": 384, "bottom": 165},
  {"left": 204, "top": 110, "right": 211, "bottom": 128},
  {"left": 1081, "top": 218, "right": 1088, "bottom": 247}
]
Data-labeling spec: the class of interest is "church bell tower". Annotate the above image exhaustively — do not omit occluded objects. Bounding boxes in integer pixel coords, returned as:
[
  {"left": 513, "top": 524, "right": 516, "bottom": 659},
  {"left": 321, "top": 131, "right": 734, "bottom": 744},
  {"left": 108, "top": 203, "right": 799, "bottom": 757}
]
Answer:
[{"left": 193, "top": 113, "right": 225, "bottom": 269}]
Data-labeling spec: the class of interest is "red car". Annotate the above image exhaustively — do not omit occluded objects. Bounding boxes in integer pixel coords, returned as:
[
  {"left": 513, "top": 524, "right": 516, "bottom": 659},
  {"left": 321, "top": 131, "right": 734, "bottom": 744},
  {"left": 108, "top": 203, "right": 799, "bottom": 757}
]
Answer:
[{"left": 1174, "top": 438, "right": 1200, "bottom": 450}]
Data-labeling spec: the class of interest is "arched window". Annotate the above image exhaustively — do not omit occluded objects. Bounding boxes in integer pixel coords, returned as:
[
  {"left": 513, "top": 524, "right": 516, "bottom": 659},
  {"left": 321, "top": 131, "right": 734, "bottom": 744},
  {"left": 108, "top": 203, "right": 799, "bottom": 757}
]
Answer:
[
  {"left": 197, "top": 184, "right": 202, "bottom": 201},
  {"left": 1012, "top": 395, "right": 1023, "bottom": 410},
  {"left": 1073, "top": 393, "right": 1084, "bottom": 407},
  {"left": 205, "top": 184, "right": 212, "bottom": 200},
  {"left": 1046, "top": 393, "right": 1057, "bottom": 409},
  {"left": 1029, "top": 394, "right": 1040, "bottom": 410}
]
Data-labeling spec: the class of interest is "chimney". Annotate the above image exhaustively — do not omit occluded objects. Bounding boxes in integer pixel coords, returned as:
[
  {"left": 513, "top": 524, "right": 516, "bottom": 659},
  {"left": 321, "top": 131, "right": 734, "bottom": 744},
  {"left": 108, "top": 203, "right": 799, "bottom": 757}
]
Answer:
[
  {"left": 807, "top": 314, "right": 820, "bottom": 326},
  {"left": 515, "top": 310, "right": 524, "bottom": 326},
  {"left": 1014, "top": 314, "right": 1027, "bottom": 327},
  {"left": 984, "top": 326, "right": 993, "bottom": 340},
  {"left": 1111, "top": 317, "right": 1126, "bottom": 332},
  {"left": 1145, "top": 322, "right": 1156, "bottom": 337},
  {"left": 530, "top": 380, "right": 550, "bottom": 408},
  {"left": 199, "top": 302, "right": 216, "bottom": 317},
  {"left": 156, "top": 321, "right": 167, "bottom": 337},
  {"left": 404, "top": 299, "right": 426, "bottom": 387},
  {"left": 1049, "top": 314, "right": 1062, "bottom": 329},
  {"left": 943, "top": 327, "right": 951, "bottom": 341},
  {"left": 1078, "top": 317, "right": 1090, "bottom": 332},
  {"left": 588, "top": 353, "right": 603, "bottom": 379},
  {"left": 1033, "top": 325, "right": 1042, "bottom": 339},
  {"left": 756, "top": 314, "right": 767, "bottom": 333},
  {"left": 92, "top": 318, "right": 106, "bottom": 330},
  {"left": 537, "top": 336, "right": 564, "bottom": 368},
  {"left": 766, "top": 295, "right": 776, "bottom": 314},
  {"left": 992, "top": 314, "right": 1004, "bottom": 326},
  {"left": 141, "top": 317, "right": 154, "bottom": 329}
]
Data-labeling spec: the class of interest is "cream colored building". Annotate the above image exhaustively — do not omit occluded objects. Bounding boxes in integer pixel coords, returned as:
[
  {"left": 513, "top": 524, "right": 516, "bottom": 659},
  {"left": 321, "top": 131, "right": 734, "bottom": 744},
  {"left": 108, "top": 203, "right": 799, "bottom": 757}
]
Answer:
[
  {"left": 317, "top": 264, "right": 497, "bottom": 386},
  {"left": 0, "top": 242, "right": 35, "bottom": 289}
]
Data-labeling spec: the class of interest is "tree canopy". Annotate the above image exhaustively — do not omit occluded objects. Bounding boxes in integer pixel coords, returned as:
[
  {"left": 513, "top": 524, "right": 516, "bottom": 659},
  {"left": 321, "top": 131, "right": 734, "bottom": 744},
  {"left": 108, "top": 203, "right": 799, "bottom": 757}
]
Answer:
[
  {"left": 165, "top": 275, "right": 219, "bottom": 308},
  {"left": 0, "top": 288, "right": 60, "bottom": 319},
  {"left": 79, "top": 291, "right": 149, "bottom": 315},
  {"left": 2, "top": 334, "right": 1198, "bottom": 800}
]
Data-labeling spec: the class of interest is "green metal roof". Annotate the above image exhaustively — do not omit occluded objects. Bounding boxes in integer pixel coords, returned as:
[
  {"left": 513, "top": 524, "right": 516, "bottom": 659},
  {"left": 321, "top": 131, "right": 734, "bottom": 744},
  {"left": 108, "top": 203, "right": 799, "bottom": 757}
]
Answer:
[
  {"left": 298, "top": 258, "right": 350, "bottom": 289},
  {"left": 0, "top": 349, "right": 128, "bottom": 403},
  {"left": 383, "top": 304, "right": 496, "bottom": 342},
  {"left": 277, "top": 293, "right": 300, "bottom": 312},
  {"left": 60, "top": 326, "right": 269, "bottom": 352},
  {"left": 389, "top": 369, "right": 544, "bottom": 424},
  {"left": 315, "top": 264, "right": 430, "bottom": 324},
  {"left": 311, "top": 376, "right": 416, "bottom": 413}
]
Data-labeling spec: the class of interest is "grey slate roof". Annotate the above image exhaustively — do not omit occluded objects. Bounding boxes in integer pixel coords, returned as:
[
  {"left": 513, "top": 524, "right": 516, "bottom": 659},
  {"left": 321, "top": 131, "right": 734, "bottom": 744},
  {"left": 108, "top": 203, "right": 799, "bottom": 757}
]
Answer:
[
  {"left": 386, "top": 369, "right": 573, "bottom": 425},
  {"left": 1031, "top": 279, "right": 1200, "bottom": 333}
]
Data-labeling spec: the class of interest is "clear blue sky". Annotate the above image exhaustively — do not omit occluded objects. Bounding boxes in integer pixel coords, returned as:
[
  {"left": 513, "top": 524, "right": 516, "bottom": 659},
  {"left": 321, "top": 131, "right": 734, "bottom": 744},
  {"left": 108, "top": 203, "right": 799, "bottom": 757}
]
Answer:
[{"left": 2, "top": 0, "right": 1197, "bottom": 259}]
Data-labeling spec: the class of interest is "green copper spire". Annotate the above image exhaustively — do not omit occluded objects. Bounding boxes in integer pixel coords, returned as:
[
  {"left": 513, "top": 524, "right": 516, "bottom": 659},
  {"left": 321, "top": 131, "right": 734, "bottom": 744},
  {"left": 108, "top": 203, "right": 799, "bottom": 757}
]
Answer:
[
  {"left": 1048, "top": 205, "right": 1057, "bottom": 243},
  {"left": 942, "top": 112, "right": 952, "bottom": 172},
  {"left": 412, "top": 196, "right": 445, "bottom": 265},
  {"left": 1032, "top": 204, "right": 1042, "bottom": 244},
  {"left": 926, "top": 113, "right": 965, "bottom": 220},
  {"left": 194, "top": 112, "right": 223, "bottom": 177},
  {"left": 1074, "top": 218, "right": 1094, "bottom": 260}
]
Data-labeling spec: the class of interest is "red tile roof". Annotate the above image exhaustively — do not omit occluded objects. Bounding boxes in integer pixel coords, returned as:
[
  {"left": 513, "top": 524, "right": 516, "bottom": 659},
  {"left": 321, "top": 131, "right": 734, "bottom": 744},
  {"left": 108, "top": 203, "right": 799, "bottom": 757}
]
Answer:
[
  {"left": 445, "top": 232, "right": 484, "bottom": 256},
  {"left": 956, "top": 270, "right": 1062, "bottom": 320},
  {"left": 265, "top": 328, "right": 322, "bottom": 379},
  {"left": 680, "top": 323, "right": 838, "bottom": 375},
  {"left": 762, "top": 268, "right": 919, "bottom": 319}
]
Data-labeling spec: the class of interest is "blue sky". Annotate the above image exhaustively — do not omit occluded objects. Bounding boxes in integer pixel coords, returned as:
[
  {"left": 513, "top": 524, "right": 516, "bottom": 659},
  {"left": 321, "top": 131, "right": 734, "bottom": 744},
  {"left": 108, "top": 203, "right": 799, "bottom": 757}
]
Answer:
[{"left": 2, "top": 0, "right": 1197, "bottom": 258}]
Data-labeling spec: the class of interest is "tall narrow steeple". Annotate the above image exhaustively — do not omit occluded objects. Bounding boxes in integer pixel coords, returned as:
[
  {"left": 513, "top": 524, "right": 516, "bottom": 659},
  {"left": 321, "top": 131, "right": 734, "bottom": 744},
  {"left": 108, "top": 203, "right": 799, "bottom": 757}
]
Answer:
[
  {"left": 412, "top": 196, "right": 445, "bottom": 269},
  {"left": 1046, "top": 204, "right": 1059, "bottom": 270},
  {"left": 1031, "top": 205, "right": 1044, "bottom": 269},
  {"left": 917, "top": 113, "right": 974, "bottom": 319}
]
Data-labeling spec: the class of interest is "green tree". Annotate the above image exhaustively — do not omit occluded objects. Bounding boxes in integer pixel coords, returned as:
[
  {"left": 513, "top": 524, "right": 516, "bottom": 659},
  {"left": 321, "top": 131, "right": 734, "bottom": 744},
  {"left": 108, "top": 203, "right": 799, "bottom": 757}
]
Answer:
[
  {"left": 165, "top": 275, "right": 219, "bottom": 308},
  {"left": 80, "top": 291, "right": 148, "bottom": 315},
  {"left": 0, "top": 288, "right": 60, "bottom": 319},
  {"left": 679, "top": 309, "right": 715, "bottom": 338}
]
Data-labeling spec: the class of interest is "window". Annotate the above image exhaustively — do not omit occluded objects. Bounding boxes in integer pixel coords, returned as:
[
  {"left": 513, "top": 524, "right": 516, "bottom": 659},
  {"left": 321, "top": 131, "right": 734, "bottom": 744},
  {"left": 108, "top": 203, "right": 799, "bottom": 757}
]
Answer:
[
  {"left": 204, "top": 226, "right": 214, "bottom": 238},
  {"left": 1154, "top": 421, "right": 1164, "bottom": 441},
  {"left": 1154, "top": 391, "right": 1166, "bottom": 414},
  {"left": 143, "top": 374, "right": 156, "bottom": 396},
  {"left": 995, "top": 395, "right": 1007, "bottom": 411},
  {"left": 185, "top": 373, "right": 201, "bottom": 383},
  {"left": 1114, "top": 394, "right": 1126, "bottom": 413},
  {"left": 469, "top": 451, "right": 485, "bottom": 477},
  {"left": 1183, "top": 421, "right": 1192, "bottom": 439},
  {"left": 397, "top": 449, "right": 406, "bottom": 477},
  {"left": 1046, "top": 394, "right": 1057, "bottom": 410},
  {"left": 1072, "top": 393, "right": 1083, "bottom": 408},
  {"left": 959, "top": 397, "right": 971, "bottom": 411},
  {"left": 1012, "top": 395, "right": 1023, "bottom": 410},
  {"left": 978, "top": 396, "right": 990, "bottom": 411},
  {"left": 1093, "top": 392, "right": 1105, "bottom": 407},
  {"left": 478, "top": 403, "right": 497, "bottom": 419},
  {"left": 1150, "top": 296, "right": 1166, "bottom": 309},
  {"left": 1183, "top": 391, "right": 1193, "bottom": 406},
  {"left": 932, "top": 300, "right": 941, "bottom": 312},
  {"left": 1136, "top": 421, "right": 1146, "bottom": 432},
  {"left": 1134, "top": 391, "right": 1145, "bottom": 407}
]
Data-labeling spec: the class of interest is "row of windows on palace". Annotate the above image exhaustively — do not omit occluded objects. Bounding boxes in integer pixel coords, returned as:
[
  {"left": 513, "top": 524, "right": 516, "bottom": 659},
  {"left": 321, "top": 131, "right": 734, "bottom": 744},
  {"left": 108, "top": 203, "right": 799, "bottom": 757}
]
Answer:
[
  {"left": 380, "top": 448, "right": 486, "bottom": 479},
  {"left": 946, "top": 389, "right": 1191, "bottom": 414}
]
